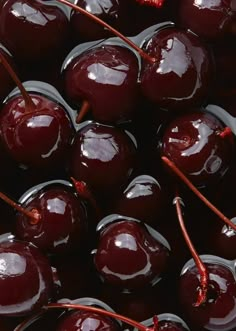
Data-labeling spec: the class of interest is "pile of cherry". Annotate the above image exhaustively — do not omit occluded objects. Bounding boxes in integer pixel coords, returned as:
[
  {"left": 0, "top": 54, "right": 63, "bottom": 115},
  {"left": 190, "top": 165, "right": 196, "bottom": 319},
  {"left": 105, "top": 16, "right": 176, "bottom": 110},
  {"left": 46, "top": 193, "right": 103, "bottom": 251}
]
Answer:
[{"left": 1, "top": 0, "right": 236, "bottom": 330}]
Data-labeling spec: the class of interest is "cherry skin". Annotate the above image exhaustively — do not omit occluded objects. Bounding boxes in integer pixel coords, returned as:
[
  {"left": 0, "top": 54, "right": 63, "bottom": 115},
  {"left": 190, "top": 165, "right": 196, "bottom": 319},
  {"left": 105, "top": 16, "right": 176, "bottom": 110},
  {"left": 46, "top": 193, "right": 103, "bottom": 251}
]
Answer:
[
  {"left": 69, "top": 121, "right": 137, "bottom": 198},
  {"left": 63, "top": 45, "right": 139, "bottom": 124},
  {"left": 0, "top": 94, "right": 75, "bottom": 169},
  {"left": 0, "top": 238, "right": 53, "bottom": 317},
  {"left": 0, "top": 0, "right": 70, "bottom": 63},
  {"left": 70, "top": 0, "right": 130, "bottom": 42},
  {"left": 179, "top": 256, "right": 236, "bottom": 330},
  {"left": 94, "top": 215, "right": 170, "bottom": 290},
  {"left": 178, "top": 0, "right": 236, "bottom": 41},
  {"left": 161, "top": 111, "right": 234, "bottom": 187},
  {"left": 113, "top": 175, "right": 165, "bottom": 226},
  {"left": 57, "top": 310, "right": 121, "bottom": 331},
  {"left": 15, "top": 182, "right": 88, "bottom": 255},
  {"left": 140, "top": 27, "right": 213, "bottom": 111}
]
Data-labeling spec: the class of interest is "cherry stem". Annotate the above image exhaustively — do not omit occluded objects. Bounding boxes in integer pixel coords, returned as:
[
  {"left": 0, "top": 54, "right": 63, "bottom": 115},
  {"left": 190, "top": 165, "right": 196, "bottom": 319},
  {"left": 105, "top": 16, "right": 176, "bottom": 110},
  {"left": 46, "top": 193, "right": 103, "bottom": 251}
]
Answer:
[
  {"left": 46, "top": 303, "right": 158, "bottom": 331},
  {"left": 56, "top": 0, "right": 156, "bottom": 64},
  {"left": 76, "top": 100, "right": 90, "bottom": 124},
  {"left": 71, "top": 177, "right": 103, "bottom": 220},
  {"left": 0, "top": 191, "right": 40, "bottom": 225},
  {"left": 161, "top": 156, "right": 236, "bottom": 232},
  {"left": 136, "top": 0, "right": 165, "bottom": 8},
  {"left": 174, "top": 193, "right": 209, "bottom": 307},
  {"left": 0, "top": 52, "right": 35, "bottom": 111}
]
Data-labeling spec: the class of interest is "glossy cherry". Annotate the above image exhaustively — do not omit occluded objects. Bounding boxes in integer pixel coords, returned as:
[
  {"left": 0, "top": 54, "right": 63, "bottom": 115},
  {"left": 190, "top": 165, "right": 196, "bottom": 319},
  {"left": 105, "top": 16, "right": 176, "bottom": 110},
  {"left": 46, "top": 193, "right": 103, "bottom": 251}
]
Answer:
[
  {"left": 93, "top": 215, "right": 170, "bottom": 290},
  {"left": 63, "top": 44, "right": 139, "bottom": 124},
  {"left": 15, "top": 181, "right": 88, "bottom": 255},
  {"left": 57, "top": 310, "right": 121, "bottom": 331},
  {"left": 0, "top": 51, "right": 75, "bottom": 170},
  {"left": 69, "top": 121, "right": 137, "bottom": 198},
  {"left": 178, "top": 0, "right": 236, "bottom": 41},
  {"left": 0, "top": 238, "right": 53, "bottom": 317},
  {"left": 0, "top": 93, "right": 74, "bottom": 169},
  {"left": 0, "top": 0, "right": 70, "bottom": 63},
  {"left": 140, "top": 27, "right": 213, "bottom": 111},
  {"left": 161, "top": 111, "right": 234, "bottom": 187},
  {"left": 180, "top": 256, "right": 236, "bottom": 330}
]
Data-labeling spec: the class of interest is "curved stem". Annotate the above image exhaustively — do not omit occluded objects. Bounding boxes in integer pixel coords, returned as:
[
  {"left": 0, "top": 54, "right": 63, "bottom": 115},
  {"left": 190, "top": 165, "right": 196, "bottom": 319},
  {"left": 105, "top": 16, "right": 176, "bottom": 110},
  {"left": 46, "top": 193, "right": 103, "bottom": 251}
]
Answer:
[
  {"left": 56, "top": 0, "right": 156, "bottom": 64},
  {"left": 161, "top": 156, "right": 236, "bottom": 232},
  {"left": 46, "top": 303, "right": 157, "bottom": 331},
  {"left": 76, "top": 100, "right": 91, "bottom": 124},
  {"left": 0, "top": 191, "right": 40, "bottom": 224},
  {"left": 174, "top": 193, "right": 209, "bottom": 307},
  {"left": 0, "top": 52, "right": 35, "bottom": 111}
]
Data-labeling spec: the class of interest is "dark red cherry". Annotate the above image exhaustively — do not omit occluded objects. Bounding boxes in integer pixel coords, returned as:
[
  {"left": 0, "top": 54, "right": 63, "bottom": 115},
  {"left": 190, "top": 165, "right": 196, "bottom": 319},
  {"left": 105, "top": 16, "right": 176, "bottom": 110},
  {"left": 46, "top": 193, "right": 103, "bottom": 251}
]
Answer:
[
  {"left": 70, "top": 0, "right": 130, "bottom": 42},
  {"left": 113, "top": 175, "right": 165, "bottom": 226},
  {"left": 179, "top": 255, "right": 236, "bottom": 330},
  {"left": 140, "top": 27, "right": 213, "bottom": 111},
  {"left": 178, "top": 0, "right": 236, "bottom": 41},
  {"left": 57, "top": 310, "right": 121, "bottom": 331},
  {"left": 94, "top": 215, "right": 170, "bottom": 290},
  {"left": 63, "top": 44, "right": 139, "bottom": 124},
  {"left": 0, "top": 45, "right": 15, "bottom": 102},
  {"left": 55, "top": 297, "right": 122, "bottom": 331},
  {"left": 0, "top": 238, "right": 53, "bottom": 316},
  {"left": 161, "top": 111, "right": 234, "bottom": 187},
  {"left": 0, "top": 93, "right": 74, "bottom": 169},
  {"left": 15, "top": 181, "right": 88, "bottom": 255},
  {"left": 0, "top": 0, "right": 70, "bottom": 63},
  {"left": 69, "top": 122, "right": 137, "bottom": 198}
]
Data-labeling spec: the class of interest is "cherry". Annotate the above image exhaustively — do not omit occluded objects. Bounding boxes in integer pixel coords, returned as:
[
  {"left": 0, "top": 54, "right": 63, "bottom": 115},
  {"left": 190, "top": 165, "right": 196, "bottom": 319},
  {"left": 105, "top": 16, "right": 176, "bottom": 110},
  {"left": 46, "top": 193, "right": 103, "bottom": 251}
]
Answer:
[
  {"left": 69, "top": 121, "right": 137, "bottom": 198},
  {"left": 56, "top": 299, "right": 122, "bottom": 331},
  {"left": 0, "top": 94, "right": 75, "bottom": 169},
  {"left": 0, "top": 51, "right": 75, "bottom": 170},
  {"left": 140, "top": 27, "right": 213, "bottom": 111},
  {"left": 161, "top": 110, "right": 234, "bottom": 187},
  {"left": 178, "top": 0, "right": 236, "bottom": 41},
  {"left": 173, "top": 192, "right": 236, "bottom": 330},
  {"left": 16, "top": 299, "right": 161, "bottom": 331},
  {"left": 0, "top": 0, "right": 70, "bottom": 63},
  {"left": 113, "top": 175, "right": 165, "bottom": 226},
  {"left": 63, "top": 44, "right": 139, "bottom": 124},
  {"left": 180, "top": 256, "right": 236, "bottom": 330},
  {"left": 93, "top": 214, "right": 170, "bottom": 290},
  {"left": 0, "top": 238, "right": 53, "bottom": 316},
  {"left": 15, "top": 180, "right": 88, "bottom": 255},
  {"left": 57, "top": 311, "right": 120, "bottom": 331}
]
